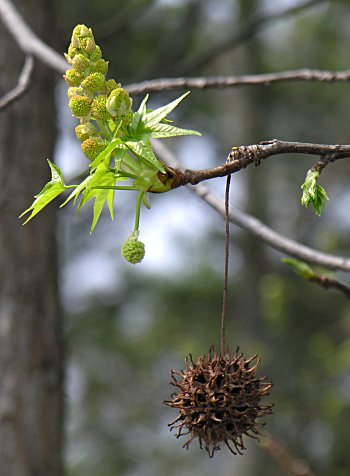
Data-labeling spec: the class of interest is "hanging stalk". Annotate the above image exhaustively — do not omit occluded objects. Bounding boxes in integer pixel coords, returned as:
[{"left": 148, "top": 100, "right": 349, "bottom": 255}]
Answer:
[{"left": 220, "top": 174, "right": 231, "bottom": 355}]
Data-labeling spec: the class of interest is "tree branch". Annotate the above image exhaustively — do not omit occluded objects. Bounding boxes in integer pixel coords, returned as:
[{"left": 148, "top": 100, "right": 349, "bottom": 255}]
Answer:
[
  {"left": 153, "top": 140, "right": 350, "bottom": 272},
  {"left": 0, "top": 0, "right": 66, "bottom": 73},
  {"left": 0, "top": 55, "right": 34, "bottom": 111},
  {"left": 125, "top": 67, "right": 350, "bottom": 94},
  {"left": 309, "top": 274, "right": 350, "bottom": 299},
  {"left": 169, "top": 140, "right": 350, "bottom": 189}
]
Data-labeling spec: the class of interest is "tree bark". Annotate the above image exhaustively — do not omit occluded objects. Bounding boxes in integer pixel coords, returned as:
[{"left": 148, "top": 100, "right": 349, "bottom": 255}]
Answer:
[{"left": 0, "top": 1, "right": 64, "bottom": 475}]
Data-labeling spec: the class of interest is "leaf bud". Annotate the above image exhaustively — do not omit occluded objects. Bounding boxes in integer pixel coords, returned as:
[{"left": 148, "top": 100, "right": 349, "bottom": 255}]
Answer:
[
  {"left": 121, "top": 235, "right": 145, "bottom": 264},
  {"left": 81, "top": 72, "right": 106, "bottom": 93},
  {"left": 75, "top": 123, "right": 97, "bottom": 141},
  {"left": 106, "top": 88, "right": 133, "bottom": 117},
  {"left": 69, "top": 95, "right": 92, "bottom": 118},
  {"left": 81, "top": 137, "right": 108, "bottom": 160}
]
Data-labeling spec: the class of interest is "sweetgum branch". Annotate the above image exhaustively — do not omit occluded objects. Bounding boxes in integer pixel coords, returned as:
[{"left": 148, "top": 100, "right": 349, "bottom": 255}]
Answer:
[
  {"left": 0, "top": 55, "right": 34, "bottom": 111},
  {"left": 125, "top": 68, "right": 350, "bottom": 94},
  {"left": 153, "top": 140, "right": 350, "bottom": 273},
  {"left": 169, "top": 140, "right": 350, "bottom": 189}
]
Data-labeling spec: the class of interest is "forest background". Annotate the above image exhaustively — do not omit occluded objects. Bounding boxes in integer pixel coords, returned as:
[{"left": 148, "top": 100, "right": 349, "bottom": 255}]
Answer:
[{"left": 1, "top": 0, "right": 350, "bottom": 475}]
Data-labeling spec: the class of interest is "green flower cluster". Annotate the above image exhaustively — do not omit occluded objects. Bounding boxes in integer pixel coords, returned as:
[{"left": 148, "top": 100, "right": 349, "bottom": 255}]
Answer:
[
  {"left": 64, "top": 24, "right": 133, "bottom": 161},
  {"left": 22, "top": 24, "right": 200, "bottom": 266}
]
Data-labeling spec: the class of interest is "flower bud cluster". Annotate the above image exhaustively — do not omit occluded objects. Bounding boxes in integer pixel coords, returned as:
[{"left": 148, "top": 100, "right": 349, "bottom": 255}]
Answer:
[{"left": 64, "top": 24, "right": 133, "bottom": 161}]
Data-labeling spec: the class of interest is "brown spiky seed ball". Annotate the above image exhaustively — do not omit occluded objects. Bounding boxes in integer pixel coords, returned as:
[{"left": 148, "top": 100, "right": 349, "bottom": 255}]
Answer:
[{"left": 164, "top": 348, "right": 273, "bottom": 457}]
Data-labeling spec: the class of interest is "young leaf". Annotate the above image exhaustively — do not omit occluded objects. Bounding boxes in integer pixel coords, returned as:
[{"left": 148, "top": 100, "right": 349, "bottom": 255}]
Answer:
[
  {"left": 149, "top": 122, "right": 201, "bottom": 139},
  {"left": 125, "top": 139, "right": 165, "bottom": 172},
  {"left": 301, "top": 169, "right": 329, "bottom": 216},
  {"left": 20, "top": 160, "right": 67, "bottom": 223},
  {"left": 143, "top": 92, "right": 191, "bottom": 128},
  {"left": 282, "top": 258, "right": 316, "bottom": 279},
  {"left": 76, "top": 161, "right": 116, "bottom": 232}
]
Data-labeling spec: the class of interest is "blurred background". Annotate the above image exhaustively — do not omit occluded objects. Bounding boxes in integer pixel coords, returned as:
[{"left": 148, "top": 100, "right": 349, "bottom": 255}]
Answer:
[{"left": 1, "top": 0, "right": 350, "bottom": 475}]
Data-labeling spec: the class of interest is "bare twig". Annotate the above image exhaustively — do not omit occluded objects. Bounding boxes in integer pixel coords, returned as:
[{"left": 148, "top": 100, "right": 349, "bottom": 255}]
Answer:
[
  {"left": 169, "top": 140, "right": 350, "bottom": 189},
  {"left": 0, "top": 55, "right": 34, "bottom": 111},
  {"left": 260, "top": 433, "right": 319, "bottom": 476},
  {"left": 309, "top": 274, "right": 350, "bottom": 299},
  {"left": 0, "top": 0, "right": 66, "bottom": 73},
  {"left": 125, "top": 67, "right": 350, "bottom": 95},
  {"left": 153, "top": 140, "right": 350, "bottom": 272}
]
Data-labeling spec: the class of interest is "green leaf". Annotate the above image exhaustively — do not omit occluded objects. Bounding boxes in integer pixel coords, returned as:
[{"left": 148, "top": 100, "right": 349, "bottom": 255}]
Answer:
[
  {"left": 143, "top": 92, "right": 191, "bottom": 128},
  {"left": 77, "top": 161, "right": 116, "bottom": 232},
  {"left": 301, "top": 169, "right": 329, "bottom": 216},
  {"left": 125, "top": 139, "right": 165, "bottom": 172},
  {"left": 149, "top": 122, "right": 201, "bottom": 139},
  {"left": 89, "top": 137, "right": 123, "bottom": 170},
  {"left": 282, "top": 258, "right": 316, "bottom": 279},
  {"left": 20, "top": 160, "right": 67, "bottom": 223}
]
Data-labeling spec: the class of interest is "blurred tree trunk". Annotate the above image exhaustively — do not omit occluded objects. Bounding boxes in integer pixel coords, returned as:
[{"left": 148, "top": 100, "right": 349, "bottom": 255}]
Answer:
[{"left": 0, "top": 1, "right": 64, "bottom": 475}]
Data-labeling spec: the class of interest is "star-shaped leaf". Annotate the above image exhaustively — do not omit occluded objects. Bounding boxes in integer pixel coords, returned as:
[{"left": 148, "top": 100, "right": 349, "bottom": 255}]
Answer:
[{"left": 20, "top": 160, "right": 67, "bottom": 223}]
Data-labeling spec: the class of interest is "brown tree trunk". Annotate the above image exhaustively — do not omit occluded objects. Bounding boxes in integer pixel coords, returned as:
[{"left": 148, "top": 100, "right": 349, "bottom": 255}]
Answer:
[{"left": 0, "top": 1, "right": 64, "bottom": 475}]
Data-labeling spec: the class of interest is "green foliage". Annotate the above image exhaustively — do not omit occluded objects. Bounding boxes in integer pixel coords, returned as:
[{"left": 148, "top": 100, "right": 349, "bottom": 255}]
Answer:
[
  {"left": 282, "top": 258, "right": 316, "bottom": 280},
  {"left": 300, "top": 169, "right": 329, "bottom": 216},
  {"left": 21, "top": 24, "right": 200, "bottom": 262}
]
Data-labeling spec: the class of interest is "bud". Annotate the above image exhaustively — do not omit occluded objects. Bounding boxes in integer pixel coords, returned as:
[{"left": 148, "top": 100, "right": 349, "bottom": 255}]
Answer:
[
  {"left": 91, "top": 95, "right": 110, "bottom": 120},
  {"left": 72, "top": 54, "right": 90, "bottom": 73},
  {"left": 105, "top": 79, "right": 120, "bottom": 95},
  {"left": 106, "top": 88, "right": 133, "bottom": 117},
  {"left": 69, "top": 95, "right": 92, "bottom": 118},
  {"left": 89, "top": 46, "right": 102, "bottom": 62},
  {"left": 91, "top": 59, "right": 108, "bottom": 75},
  {"left": 81, "top": 137, "right": 107, "bottom": 160},
  {"left": 71, "top": 35, "right": 81, "bottom": 49},
  {"left": 67, "top": 87, "right": 84, "bottom": 99},
  {"left": 75, "top": 123, "right": 97, "bottom": 141},
  {"left": 81, "top": 72, "right": 106, "bottom": 93},
  {"left": 64, "top": 69, "right": 83, "bottom": 87},
  {"left": 121, "top": 236, "right": 145, "bottom": 265}
]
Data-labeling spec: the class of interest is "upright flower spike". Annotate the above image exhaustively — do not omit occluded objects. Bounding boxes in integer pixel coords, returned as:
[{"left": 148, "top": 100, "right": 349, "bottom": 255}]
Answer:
[{"left": 165, "top": 348, "right": 273, "bottom": 457}]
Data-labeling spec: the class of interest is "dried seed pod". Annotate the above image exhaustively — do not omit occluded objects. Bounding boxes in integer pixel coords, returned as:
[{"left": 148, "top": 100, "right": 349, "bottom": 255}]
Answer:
[{"left": 164, "top": 347, "right": 273, "bottom": 457}]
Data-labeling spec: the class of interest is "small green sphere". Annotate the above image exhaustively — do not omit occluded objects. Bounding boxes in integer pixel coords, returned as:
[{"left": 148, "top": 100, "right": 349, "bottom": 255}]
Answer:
[
  {"left": 64, "top": 69, "right": 83, "bottom": 87},
  {"left": 69, "top": 95, "right": 92, "bottom": 118},
  {"left": 91, "top": 95, "right": 111, "bottom": 120},
  {"left": 81, "top": 138, "right": 107, "bottom": 160},
  {"left": 81, "top": 72, "right": 105, "bottom": 93},
  {"left": 121, "top": 239, "right": 145, "bottom": 265},
  {"left": 75, "top": 123, "right": 97, "bottom": 141}
]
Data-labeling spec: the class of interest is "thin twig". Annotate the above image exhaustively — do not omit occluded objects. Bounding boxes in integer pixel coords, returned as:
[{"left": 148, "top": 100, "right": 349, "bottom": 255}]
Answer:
[
  {"left": 0, "top": 0, "right": 67, "bottom": 73},
  {"left": 0, "top": 55, "right": 34, "bottom": 111},
  {"left": 220, "top": 175, "right": 231, "bottom": 356},
  {"left": 309, "top": 274, "right": 350, "bottom": 299},
  {"left": 260, "top": 433, "right": 319, "bottom": 476},
  {"left": 152, "top": 140, "right": 350, "bottom": 272},
  {"left": 125, "top": 67, "right": 350, "bottom": 94}
]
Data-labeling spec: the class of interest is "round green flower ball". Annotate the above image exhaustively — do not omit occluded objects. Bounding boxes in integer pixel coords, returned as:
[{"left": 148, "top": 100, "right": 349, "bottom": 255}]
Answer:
[{"left": 121, "top": 239, "right": 145, "bottom": 265}]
